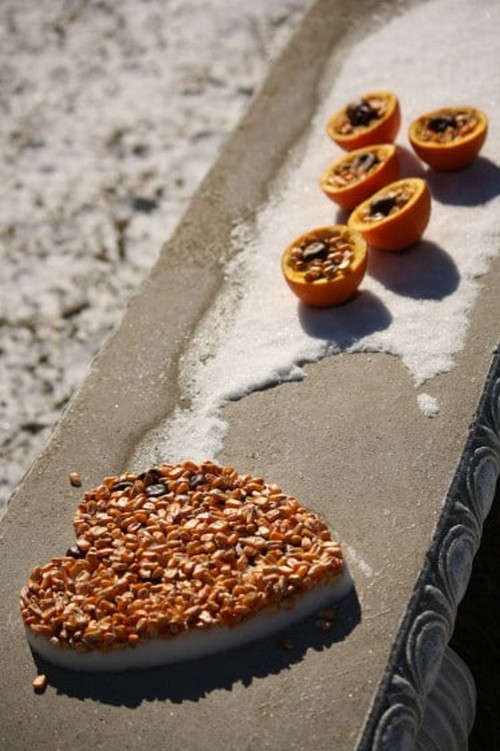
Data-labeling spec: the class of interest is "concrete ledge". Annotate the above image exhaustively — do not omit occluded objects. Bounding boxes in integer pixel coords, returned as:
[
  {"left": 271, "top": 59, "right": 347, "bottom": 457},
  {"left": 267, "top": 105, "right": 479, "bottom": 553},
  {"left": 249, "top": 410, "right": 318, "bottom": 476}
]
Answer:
[{"left": 1, "top": 1, "right": 499, "bottom": 749}]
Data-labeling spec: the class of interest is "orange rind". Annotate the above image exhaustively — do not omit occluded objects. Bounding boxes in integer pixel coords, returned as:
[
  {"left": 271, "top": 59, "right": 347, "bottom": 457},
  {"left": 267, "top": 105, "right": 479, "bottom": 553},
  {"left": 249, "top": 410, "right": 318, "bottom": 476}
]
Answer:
[
  {"left": 347, "top": 177, "right": 431, "bottom": 251},
  {"left": 281, "top": 225, "right": 368, "bottom": 307},
  {"left": 326, "top": 91, "right": 401, "bottom": 151},
  {"left": 408, "top": 106, "right": 488, "bottom": 171},
  {"left": 319, "top": 144, "right": 400, "bottom": 211}
]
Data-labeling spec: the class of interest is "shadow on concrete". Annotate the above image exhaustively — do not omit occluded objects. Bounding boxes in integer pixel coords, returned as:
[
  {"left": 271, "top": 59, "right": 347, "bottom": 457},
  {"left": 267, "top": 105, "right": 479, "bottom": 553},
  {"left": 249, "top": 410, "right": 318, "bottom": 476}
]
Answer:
[
  {"left": 398, "top": 144, "right": 428, "bottom": 180},
  {"left": 32, "top": 588, "right": 361, "bottom": 707},
  {"left": 424, "top": 156, "right": 500, "bottom": 207},
  {"left": 332, "top": 148, "right": 500, "bottom": 218},
  {"left": 298, "top": 290, "right": 392, "bottom": 343},
  {"left": 367, "top": 240, "right": 460, "bottom": 300}
]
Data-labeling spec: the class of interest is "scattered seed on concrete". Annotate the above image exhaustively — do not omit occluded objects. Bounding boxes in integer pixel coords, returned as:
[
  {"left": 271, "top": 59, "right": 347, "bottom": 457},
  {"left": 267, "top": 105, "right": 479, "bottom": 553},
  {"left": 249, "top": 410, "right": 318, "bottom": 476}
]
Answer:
[
  {"left": 32, "top": 674, "right": 48, "bottom": 693},
  {"left": 315, "top": 617, "right": 335, "bottom": 632},
  {"left": 69, "top": 473, "right": 82, "bottom": 488}
]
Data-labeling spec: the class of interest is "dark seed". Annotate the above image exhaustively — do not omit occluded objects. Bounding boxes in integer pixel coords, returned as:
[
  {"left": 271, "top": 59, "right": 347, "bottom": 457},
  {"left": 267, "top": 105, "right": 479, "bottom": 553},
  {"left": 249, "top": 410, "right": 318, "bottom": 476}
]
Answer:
[
  {"left": 145, "top": 482, "right": 168, "bottom": 498},
  {"left": 351, "top": 151, "right": 379, "bottom": 173},
  {"left": 428, "top": 115, "right": 456, "bottom": 133},
  {"left": 346, "top": 99, "right": 378, "bottom": 127},
  {"left": 138, "top": 467, "right": 162, "bottom": 485},
  {"left": 112, "top": 481, "right": 134, "bottom": 492},
  {"left": 189, "top": 473, "right": 206, "bottom": 489},
  {"left": 302, "top": 241, "right": 329, "bottom": 262},
  {"left": 66, "top": 545, "right": 84, "bottom": 559},
  {"left": 68, "top": 472, "right": 82, "bottom": 488},
  {"left": 370, "top": 194, "right": 397, "bottom": 216}
]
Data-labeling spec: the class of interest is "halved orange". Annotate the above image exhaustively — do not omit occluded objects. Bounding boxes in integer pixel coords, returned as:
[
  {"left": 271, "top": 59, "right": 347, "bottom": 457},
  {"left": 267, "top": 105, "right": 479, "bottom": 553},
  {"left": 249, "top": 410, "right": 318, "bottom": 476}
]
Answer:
[
  {"left": 281, "top": 225, "right": 367, "bottom": 308},
  {"left": 409, "top": 106, "right": 488, "bottom": 171},
  {"left": 347, "top": 177, "right": 431, "bottom": 251},
  {"left": 319, "top": 144, "right": 400, "bottom": 211},
  {"left": 326, "top": 91, "right": 401, "bottom": 151}
]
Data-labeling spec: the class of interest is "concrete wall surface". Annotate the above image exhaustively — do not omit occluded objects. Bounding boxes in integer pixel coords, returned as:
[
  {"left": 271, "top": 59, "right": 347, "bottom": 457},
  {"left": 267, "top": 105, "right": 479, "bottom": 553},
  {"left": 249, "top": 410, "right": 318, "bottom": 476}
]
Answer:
[{"left": 1, "top": 0, "right": 500, "bottom": 749}]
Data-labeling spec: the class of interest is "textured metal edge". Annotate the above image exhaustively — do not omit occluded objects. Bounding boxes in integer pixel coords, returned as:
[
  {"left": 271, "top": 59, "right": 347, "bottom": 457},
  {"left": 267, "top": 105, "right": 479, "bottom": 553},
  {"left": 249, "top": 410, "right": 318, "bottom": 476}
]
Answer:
[{"left": 357, "top": 346, "right": 500, "bottom": 751}]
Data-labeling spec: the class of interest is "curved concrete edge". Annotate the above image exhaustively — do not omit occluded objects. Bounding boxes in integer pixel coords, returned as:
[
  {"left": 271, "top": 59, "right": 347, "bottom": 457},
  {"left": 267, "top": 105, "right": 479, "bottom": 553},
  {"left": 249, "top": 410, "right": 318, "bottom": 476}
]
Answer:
[
  {"left": 416, "top": 646, "right": 476, "bottom": 751},
  {"left": 1, "top": 2, "right": 498, "bottom": 750},
  {"left": 357, "top": 347, "right": 500, "bottom": 750}
]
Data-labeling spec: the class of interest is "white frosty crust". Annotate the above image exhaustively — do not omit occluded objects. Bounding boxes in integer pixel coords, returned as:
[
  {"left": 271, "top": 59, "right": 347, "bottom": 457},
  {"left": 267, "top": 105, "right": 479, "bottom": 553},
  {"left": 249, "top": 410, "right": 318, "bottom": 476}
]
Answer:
[
  {"left": 25, "top": 571, "right": 352, "bottom": 672},
  {"left": 21, "top": 461, "right": 351, "bottom": 672}
]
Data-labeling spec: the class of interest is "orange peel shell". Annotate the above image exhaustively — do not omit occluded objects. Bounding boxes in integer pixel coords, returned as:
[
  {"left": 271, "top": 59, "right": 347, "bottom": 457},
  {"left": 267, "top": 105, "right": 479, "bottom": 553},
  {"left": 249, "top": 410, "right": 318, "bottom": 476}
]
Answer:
[
  {"left": 347, "top": 177, "right": 431, "bottom": 251},
  {"left": 408, "top": 106, "right": 488, "bottom": 171},
  {"left": 281, "top": 225, "right": 368, "bottom": 308},
  {"left": 319, "top": 144, "right": 400, "bottom": 211},
  {"left": 326, "top": 91, "right": 401, "bottom": 151}
]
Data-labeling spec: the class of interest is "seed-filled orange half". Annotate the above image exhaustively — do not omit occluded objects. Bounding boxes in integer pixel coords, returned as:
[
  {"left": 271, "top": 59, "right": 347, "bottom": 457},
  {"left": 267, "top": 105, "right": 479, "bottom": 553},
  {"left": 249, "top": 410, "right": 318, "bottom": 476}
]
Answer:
[
  {"left": 281, "top": 225, "right": 368, "bottom": 308},
  {"left": 326, "top": 91, "right": 401, "bottom": 151},
  {"left": 347, "top": 178, "right": 431, "bottom": 251},
  {"left": 409, "top": 106, "right": 488, "bottom": 171},
  {"left": 319, "top": 144, "right": 400, "bottom": 211}
]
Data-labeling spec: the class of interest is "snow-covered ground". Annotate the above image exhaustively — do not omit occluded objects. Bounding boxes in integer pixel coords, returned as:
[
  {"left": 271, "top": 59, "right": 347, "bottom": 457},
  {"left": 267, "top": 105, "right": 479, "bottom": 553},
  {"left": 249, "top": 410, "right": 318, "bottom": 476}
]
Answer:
[{"left": 0, "top": 0, "right": 307, "bottom": 514}]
